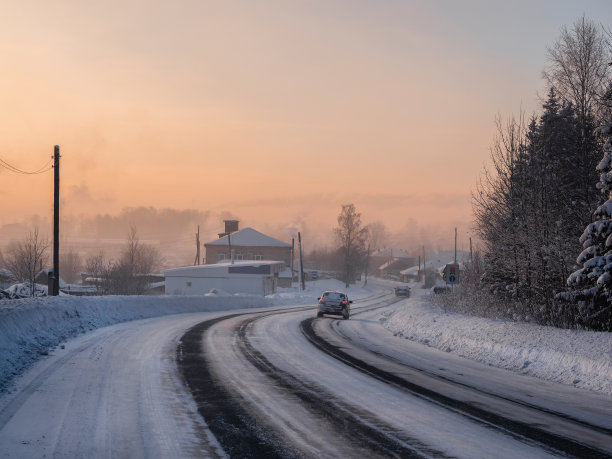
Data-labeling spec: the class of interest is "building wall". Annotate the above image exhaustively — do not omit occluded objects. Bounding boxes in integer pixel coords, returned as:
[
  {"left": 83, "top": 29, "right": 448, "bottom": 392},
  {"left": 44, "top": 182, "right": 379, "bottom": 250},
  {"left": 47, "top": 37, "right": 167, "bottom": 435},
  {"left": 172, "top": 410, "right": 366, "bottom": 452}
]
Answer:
[
  {"left": 205, "top": 245, "right": 292, "bottom": 265},
  {"left": 165, "top": 274, "right": 276, "bottom": 296}
]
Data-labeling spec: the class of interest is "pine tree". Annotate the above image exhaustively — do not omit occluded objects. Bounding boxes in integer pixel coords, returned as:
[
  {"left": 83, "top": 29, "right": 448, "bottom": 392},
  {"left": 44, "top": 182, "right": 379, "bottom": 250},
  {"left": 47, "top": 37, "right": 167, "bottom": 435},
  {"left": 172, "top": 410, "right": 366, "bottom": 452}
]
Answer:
[{"left": 559, "top": 123, "right": 612, "bottom": 330}]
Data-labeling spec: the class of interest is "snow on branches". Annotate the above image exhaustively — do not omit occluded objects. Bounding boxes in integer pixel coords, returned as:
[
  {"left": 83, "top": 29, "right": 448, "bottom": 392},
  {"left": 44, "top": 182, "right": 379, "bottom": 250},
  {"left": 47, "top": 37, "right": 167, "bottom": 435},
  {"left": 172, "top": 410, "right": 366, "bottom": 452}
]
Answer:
[{"left": 560, "top": 123, "right": 612, "bottom": 330}]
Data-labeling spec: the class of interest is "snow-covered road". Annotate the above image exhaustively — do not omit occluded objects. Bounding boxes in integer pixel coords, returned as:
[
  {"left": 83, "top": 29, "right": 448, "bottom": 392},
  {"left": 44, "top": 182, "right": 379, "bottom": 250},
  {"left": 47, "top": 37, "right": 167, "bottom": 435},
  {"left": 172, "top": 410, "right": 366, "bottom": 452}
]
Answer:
[
  {"left": 0, "top": 282, "right": 611, "bottom": 457},
  {"left": 188, "top": 296, "right": 611, "bottom": 457},
  {"left": 0, "top": 311, "right": 227, "bottom": 458}
]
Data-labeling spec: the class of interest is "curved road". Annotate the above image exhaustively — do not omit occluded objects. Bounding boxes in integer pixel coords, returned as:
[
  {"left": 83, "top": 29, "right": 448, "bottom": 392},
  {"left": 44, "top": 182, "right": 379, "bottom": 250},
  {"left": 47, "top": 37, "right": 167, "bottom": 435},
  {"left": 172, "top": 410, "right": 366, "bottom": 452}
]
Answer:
[
  {"left": 180, "top": 295, "right": 612, "bottom": 458},
  {"left": 1, "top": 291, "right": 611, "bottom": 458}
]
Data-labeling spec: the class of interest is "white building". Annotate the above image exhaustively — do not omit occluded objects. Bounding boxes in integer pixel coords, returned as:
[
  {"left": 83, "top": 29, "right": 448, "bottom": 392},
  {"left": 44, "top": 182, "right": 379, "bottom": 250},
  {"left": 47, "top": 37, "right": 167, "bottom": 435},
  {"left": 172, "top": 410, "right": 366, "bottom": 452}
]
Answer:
[{"left": 164, "top": 260, "right": 285, "bottom": 296}]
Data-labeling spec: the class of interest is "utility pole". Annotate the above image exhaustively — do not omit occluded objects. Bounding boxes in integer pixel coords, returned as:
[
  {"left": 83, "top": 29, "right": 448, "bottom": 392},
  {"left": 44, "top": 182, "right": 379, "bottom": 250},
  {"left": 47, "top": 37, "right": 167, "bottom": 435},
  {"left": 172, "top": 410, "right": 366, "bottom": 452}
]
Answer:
[
  {"left": 363, "top": 244, "right": 370, "bottom": 286},
  {"left": 228, "top": 231, "right": 233, "bottom": 264},
  {"left": 454, "top": 227, "right": 457, "bottom": 264},
  {"left": 291, "top": 238, "right": 295, "bottom": 282},
  {"left": 52, "top": 145, "right": 60, "bottom": 296},
  {"left": 298, "top": 232, "right": 305, "bottom": 291},
  {"left": 470, "top": 237, "right": 473, "bottom": 263},
  {"left": 194, "top": 225, "right": 201, "bottom": 265},
  {"left": 422, "top": 245, "right": 426, "bottom": 279}
]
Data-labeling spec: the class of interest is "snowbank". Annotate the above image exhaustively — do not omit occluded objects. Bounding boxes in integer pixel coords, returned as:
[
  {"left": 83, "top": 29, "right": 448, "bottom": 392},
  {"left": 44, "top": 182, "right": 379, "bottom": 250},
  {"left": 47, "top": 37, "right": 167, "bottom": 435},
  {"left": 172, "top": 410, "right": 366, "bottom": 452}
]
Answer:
[{"left": 381, "top": 285, "right": 612, "bottom": 395}]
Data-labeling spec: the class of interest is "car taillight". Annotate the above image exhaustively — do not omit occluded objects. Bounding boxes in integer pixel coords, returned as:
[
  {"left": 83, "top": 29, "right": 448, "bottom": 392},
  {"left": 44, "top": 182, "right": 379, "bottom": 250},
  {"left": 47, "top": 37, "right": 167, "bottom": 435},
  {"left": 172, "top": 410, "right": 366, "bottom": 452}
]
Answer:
[{"left": 341, "top": 300, "right": 346, "bottom": 305}]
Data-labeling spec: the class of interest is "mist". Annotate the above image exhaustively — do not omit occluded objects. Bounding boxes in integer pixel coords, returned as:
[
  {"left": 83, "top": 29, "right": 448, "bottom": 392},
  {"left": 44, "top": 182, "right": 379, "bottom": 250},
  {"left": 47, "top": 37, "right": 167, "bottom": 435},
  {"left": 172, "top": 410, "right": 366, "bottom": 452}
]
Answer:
[{"left": 0, "top": 203, "right": 474, "bottom": 272}]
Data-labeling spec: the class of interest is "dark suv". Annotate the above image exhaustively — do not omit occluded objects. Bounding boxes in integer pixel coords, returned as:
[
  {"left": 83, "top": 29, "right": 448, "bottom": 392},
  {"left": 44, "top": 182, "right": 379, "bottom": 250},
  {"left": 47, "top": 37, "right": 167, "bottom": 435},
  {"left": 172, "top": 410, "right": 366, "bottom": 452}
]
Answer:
[{"left": 316, "top": 291, "right": 352, "bottom": 319}]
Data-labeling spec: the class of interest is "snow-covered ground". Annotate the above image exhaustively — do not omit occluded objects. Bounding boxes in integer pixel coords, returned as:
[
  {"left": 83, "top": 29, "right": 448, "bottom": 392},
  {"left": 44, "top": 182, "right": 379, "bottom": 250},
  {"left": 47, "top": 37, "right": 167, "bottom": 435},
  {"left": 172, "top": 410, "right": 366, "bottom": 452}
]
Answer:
[
  {"left": 380, "top": 283, "right": 612, "bottom": 395},
  {"left": 1, "top": 278, "right": 610, "bottom": 396}
]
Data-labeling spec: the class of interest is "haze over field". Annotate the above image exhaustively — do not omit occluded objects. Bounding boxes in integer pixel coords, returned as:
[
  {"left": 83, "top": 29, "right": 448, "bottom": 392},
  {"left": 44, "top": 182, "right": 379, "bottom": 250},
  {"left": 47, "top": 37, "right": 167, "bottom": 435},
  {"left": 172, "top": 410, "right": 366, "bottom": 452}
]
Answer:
[{"left": 1, "top": 1, "right": 611, "bottom": 256}]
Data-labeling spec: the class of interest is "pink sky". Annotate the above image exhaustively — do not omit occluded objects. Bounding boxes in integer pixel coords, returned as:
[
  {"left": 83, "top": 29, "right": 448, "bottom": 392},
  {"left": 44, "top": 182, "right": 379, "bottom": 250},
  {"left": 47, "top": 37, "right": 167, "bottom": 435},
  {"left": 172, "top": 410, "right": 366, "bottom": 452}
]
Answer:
[{"left": 1, "top": 1, "right": 610, "bottom": 249}]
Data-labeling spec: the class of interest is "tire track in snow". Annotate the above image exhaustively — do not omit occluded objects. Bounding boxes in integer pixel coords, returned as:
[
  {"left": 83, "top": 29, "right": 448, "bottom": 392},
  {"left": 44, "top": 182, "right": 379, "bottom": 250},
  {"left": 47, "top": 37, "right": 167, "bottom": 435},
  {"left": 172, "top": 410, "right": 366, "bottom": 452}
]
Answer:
[
  {"left": 177, "top": 306, "right": 448, "bottom": 458},
  {"left": 301, "top": 315, "right": 612, "bottom": 458}
]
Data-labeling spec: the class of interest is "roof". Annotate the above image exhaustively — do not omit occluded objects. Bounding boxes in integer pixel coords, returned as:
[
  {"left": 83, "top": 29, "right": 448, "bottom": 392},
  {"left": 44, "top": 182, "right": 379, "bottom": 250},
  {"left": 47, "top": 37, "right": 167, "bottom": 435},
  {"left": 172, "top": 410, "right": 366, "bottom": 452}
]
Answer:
[
  {"left": 372, "top": 248, "right": 412, "bottom": 259},
  {"left": 400, "top": 265, "right": 420, "bottom": 275},
  {"left": 164, "top": 260, "right": 285, "bottom": 277},
  {"left": 205, "top": 227, "right": 291, "bottom": 248}
]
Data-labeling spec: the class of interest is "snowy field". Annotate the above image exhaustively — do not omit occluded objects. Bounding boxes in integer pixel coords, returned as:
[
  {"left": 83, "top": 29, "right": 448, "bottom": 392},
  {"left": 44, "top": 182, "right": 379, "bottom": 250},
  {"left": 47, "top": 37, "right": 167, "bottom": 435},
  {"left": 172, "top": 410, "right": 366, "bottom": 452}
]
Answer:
[{"left": 1, "top": 278, "right": 610, "bottom": 396}]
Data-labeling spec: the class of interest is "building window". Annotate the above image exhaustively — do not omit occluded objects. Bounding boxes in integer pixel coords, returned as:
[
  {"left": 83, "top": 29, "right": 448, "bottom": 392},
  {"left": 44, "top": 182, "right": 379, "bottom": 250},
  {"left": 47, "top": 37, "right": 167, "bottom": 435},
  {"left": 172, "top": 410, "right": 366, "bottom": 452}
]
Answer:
[
  {"left": 255, "top": 254, "right": 264, "bottom": 261},
  {"left": 217, "top": 253, "right": 226, "bottom": 262},
  {"left": 247, "top": 253, "right": 253, "bottom": 260},
  {"left": 235, "top": 253, "right": 244, "bottom": 261}
]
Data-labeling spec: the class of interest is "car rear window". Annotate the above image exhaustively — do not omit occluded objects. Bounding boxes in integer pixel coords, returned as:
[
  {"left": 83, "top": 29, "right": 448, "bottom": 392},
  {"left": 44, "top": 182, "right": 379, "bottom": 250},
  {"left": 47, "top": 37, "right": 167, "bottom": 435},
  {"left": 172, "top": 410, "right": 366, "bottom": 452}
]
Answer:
[{"left": 323, "top": 292, "right": 344, "bottom": 300}]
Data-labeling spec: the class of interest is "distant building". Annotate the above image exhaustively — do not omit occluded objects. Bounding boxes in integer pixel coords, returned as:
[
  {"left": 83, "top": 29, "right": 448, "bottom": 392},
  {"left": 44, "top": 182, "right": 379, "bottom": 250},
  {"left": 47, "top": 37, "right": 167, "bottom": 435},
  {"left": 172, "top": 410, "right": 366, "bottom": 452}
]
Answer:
[
  {"left": 370, "top": 248, "right": 415, "bottom": 280},
  {"left": 204, "top": 221, "right": 292, "bottom": 266},
  {"left": 164, "top": 260, "right": 285, "bottom": 296}
]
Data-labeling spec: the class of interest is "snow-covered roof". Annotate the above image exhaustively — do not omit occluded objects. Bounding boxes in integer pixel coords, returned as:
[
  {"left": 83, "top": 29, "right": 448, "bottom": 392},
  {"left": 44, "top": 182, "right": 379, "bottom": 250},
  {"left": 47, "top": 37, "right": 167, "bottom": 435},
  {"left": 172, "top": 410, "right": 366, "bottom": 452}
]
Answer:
[
  {"left": 205, "top": 227, "right": 291, "bottom": 248},
  {"left": 378, "top": 259, "right": 398, "bottom": 270},
  {"left": 164, "top": 260, "right": 285, "bottom": 277},
  {"left": 399, "top": 265, "right": 420, "bottom": 275},
  {"left": 372, "top": 248, "right": 412, "bottom": 259}
]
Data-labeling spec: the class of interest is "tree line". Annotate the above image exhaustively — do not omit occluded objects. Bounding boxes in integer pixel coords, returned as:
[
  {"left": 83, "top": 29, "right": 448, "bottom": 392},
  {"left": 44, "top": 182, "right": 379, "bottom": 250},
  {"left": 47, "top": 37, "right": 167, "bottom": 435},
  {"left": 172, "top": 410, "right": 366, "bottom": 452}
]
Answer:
[
  {"left": 469, "top": 17, "right": 612, "bottom": 330},
  {"left": 0, "top": 226, "right": 162, "bottom": 295}
]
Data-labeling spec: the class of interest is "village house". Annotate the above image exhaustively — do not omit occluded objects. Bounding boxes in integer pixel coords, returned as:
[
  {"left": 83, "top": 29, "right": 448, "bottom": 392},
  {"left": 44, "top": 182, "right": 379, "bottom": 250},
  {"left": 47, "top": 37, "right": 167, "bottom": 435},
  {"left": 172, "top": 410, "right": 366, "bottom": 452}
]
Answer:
[
  {"left": 162, "top": 221, "right": 294, "bottom": 296},
  {"left": 370, "top": 248, "right": 415, "bottom": 280},
  {"left": 204, "top": 220, "right": 292, "bottom": 266}
]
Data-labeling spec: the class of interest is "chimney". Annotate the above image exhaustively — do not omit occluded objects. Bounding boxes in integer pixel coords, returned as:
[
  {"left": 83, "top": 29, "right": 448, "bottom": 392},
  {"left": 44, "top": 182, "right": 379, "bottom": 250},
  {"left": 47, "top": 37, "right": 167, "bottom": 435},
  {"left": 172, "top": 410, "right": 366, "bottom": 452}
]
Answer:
[{"left": 218, "top": 219, "right": 239, "bottom": 238}]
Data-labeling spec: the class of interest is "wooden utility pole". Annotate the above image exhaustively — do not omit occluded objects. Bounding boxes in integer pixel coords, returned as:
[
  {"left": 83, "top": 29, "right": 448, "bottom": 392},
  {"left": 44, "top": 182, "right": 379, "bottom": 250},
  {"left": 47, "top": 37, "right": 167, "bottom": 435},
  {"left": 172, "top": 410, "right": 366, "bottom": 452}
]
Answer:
[
  {"left": 454, "top": 227, "right": 457, "bottom": 264},
  {"left": 422, "top": 245, "right": 426, "bottom": 278},
  {"left": 52, "top": 145, "right": 60, "bottom": 296},
  {"left": 291, "top": 238, "right": 295, "bottom": 282},
  {"left": 298, "top": 232, "right": 305, "bottom": 291},
  {"left": 228, "top": 231, "right": 233, "bottom": 264},
  {"left": 194, "top": 225, "right": 201, "bottom": 265},
  {"left": 363, "top": 244, "right": 370, "bottom": 286}
]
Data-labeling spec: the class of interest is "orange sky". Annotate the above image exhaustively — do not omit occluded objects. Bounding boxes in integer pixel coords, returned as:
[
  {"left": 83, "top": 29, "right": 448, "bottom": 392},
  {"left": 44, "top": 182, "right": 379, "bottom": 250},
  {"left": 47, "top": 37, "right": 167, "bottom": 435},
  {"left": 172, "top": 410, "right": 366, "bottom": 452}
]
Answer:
[{"left": 1, "top": 1, "right": 610, "bottom": 249}]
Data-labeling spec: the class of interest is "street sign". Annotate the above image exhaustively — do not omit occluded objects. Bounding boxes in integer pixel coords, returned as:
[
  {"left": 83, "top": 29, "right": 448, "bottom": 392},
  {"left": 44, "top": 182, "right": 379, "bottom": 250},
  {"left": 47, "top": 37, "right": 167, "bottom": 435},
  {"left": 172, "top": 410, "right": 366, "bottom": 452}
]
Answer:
[{"left": 444, "top": 263, "right": 459, "bottom": 284}]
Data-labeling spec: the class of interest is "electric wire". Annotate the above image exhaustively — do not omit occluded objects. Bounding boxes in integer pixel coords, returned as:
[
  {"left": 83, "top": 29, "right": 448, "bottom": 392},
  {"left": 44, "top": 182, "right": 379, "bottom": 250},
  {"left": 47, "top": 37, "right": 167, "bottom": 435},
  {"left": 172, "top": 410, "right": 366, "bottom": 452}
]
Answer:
[{"left": 0, "top": 155, "right": 53, "bottom": 174}]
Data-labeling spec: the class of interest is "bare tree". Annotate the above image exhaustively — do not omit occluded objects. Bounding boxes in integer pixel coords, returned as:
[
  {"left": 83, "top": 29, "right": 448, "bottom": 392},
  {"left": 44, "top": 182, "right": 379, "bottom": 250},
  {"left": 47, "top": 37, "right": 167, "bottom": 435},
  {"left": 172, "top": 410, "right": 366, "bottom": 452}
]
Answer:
[
  {"left": 365, "top": 222, "right": 388, "bottom": 252},
  {"left": 543, "top": 17, "right": 611, "bottom": 221},
  {"left": 116, "top": 226, "right": 163, "bottom": 294},
  {"left": 473, "top": 114, "right": 528, "bottom": 297},
  {"left": 363, "top": 221, "right": 388, "bottom": 286},
  {"left": 85, "top": 251, "right": 106, "bottom": 295},
  {"left": 543, "top": 16, "right": 611, "bottom": 124},
  {"left": 4, "top": 227, "right": 49, "bottom": 296},
  {"left": 334, "top": 204, "right": 368, "bottom": 288}
]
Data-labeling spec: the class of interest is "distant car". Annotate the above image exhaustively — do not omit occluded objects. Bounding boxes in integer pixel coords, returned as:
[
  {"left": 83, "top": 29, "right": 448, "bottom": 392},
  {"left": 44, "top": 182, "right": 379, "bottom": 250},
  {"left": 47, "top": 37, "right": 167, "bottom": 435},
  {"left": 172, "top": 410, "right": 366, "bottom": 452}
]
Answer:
[
  {"left": 394, "top": 285, "right": 411, "bottom": 297},
  {"left": 317, "top": 291, "right": 352, "bottom": 319},
  {"left": 432, "top": 284, "right": 452, "bottom": 294}
]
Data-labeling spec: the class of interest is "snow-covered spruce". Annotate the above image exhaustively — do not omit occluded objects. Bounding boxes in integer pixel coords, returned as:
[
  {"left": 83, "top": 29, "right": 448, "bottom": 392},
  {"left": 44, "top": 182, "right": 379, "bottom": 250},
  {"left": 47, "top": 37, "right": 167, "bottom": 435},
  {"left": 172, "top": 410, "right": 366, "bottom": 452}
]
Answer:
[{"left": 558, "top": 123, "right": 612, "bottom": 330}]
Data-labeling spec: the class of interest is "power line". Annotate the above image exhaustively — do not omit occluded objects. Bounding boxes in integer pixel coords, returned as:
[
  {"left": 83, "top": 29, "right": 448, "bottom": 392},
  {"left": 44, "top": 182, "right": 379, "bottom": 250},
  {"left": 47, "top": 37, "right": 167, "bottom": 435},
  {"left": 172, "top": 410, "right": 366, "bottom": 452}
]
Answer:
[{"left": 0, "top": 155, "right": 53, "bottom": 174}]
